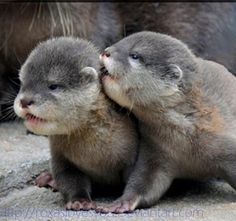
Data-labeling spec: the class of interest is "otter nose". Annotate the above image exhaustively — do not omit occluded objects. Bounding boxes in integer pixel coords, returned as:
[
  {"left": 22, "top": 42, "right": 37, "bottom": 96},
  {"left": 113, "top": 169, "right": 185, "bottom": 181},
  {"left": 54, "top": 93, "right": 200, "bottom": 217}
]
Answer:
[
  {"left": 101, "top": 50, "right": 111, "bottom": 58},
  {"left": 20, "top": 99, "right": 34, "bottom": 109}
]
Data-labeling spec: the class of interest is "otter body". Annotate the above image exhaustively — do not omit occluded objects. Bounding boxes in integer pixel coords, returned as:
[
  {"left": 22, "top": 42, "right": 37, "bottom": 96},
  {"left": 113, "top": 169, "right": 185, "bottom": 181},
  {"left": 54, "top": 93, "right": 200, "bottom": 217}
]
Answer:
[
  {"left": 14, "top": 37, "right": 138, "bottom": 210},
  {"left": 99, "top": 31, "right": 236, "bottom": 213}
]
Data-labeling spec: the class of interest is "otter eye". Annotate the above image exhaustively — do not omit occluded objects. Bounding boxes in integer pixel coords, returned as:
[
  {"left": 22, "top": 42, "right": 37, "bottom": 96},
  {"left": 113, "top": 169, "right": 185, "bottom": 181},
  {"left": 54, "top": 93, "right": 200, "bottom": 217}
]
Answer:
[
  {"left": 130, "top": 53, "right": 140, "bottom": 60},
  {"left": 48, "top": 84, "right": 63, "bottom": 91}
]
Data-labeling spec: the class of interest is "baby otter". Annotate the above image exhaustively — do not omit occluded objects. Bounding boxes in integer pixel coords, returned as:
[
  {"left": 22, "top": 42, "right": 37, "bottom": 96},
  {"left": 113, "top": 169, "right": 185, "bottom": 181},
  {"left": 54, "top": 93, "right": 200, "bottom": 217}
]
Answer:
[
  {"left": 14, "top": 37, "right": 138, "bottom": 211},
  {"left": 99, "top": 31, "right": 236, "bottom": 213},
  {"left": 0, "top": 2, "right": 121, "bottom": 120}
]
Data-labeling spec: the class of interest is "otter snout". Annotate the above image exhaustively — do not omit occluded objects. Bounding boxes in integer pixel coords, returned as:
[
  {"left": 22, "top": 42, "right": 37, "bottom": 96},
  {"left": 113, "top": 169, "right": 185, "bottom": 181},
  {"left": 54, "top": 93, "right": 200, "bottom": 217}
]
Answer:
[
  {"left": 100, "top": 47, "right": 120, "bottom": 79},
  {"left": 99, "top": 47, "right": 111, "bottom": 62},
  {"left": 14, "top": 94, "right": 31, "bottom": 118},
  {"left": 101, "top": 50, "right": 110, "bottom": 58},
  {"left": 20, "top": 98, "right": 34, "bottom": 109}
]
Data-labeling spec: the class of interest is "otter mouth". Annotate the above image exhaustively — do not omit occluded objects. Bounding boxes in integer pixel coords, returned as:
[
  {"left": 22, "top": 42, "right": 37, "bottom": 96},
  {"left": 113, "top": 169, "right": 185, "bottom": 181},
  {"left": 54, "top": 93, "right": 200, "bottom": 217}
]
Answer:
[
  {"left": 25, "top": 113, "right": 47, "bottom": 124},
  {"left": 100, "top": 66, "right": 111, "bottom": 77},
  {"left": 100, "top": 66, "right": 118, "bottom": 81}
]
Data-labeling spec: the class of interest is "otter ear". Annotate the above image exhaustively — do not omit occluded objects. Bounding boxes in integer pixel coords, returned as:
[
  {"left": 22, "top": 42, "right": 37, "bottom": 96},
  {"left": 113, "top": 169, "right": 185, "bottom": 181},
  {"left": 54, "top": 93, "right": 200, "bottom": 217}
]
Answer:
[
  {"left": 79, "top": 67, "right": 98, "bottom": 83},
  {"left": 162, "top": 64, "right": 183, "bottom": 83},
  {"left": 160, "top": 64, "right": 182, "bottom": 96}
]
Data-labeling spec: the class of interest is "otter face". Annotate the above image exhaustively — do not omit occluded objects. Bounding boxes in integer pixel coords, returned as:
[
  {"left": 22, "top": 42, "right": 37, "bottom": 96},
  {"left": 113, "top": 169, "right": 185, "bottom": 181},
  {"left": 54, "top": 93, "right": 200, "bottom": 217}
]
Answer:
[
  {"left": 14, "top": 37, "right": 100, "bottom": 135},
  {"left": 100, "top": 31, "right": 196, "bottom": 109}
]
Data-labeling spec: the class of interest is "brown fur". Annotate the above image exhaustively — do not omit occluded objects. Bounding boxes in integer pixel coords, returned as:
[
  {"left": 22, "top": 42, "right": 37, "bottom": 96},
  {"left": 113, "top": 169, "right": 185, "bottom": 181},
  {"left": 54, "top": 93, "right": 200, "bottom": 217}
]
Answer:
[{"left": 187, "top": 87, "right": 225, "bottom": 134}]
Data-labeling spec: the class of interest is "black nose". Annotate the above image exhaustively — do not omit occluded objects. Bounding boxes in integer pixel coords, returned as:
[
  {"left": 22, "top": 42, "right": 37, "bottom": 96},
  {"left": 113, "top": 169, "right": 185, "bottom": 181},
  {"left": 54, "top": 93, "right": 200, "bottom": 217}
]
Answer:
[
  {"left": 101, "top": 50, "right": 111, "bottom": 58},
  {"left": 20, "top": 99, "right": 34, "bottom": 108}
]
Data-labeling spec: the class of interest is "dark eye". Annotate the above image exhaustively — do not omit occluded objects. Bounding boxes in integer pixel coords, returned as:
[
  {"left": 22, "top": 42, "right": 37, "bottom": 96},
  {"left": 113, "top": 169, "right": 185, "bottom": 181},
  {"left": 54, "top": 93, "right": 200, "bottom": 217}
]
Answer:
[
  {"left": 130, "top": 53, "right": 140, "bottom": 60},
  {"left": 48, "top": 84, "right": 63, "bottom": 91}
]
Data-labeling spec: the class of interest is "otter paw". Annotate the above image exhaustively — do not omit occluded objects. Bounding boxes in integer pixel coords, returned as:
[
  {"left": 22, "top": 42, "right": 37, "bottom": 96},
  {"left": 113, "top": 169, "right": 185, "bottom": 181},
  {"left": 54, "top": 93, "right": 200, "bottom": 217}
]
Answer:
[
  {"left": 96, "top": 200, "right": 136, "bottom": 214},
  {"left": 35, "top": 171, "right": 57, "bottom": 191},
  {"left": 66, "top": 199, "right": 96, "bottom": 211}
]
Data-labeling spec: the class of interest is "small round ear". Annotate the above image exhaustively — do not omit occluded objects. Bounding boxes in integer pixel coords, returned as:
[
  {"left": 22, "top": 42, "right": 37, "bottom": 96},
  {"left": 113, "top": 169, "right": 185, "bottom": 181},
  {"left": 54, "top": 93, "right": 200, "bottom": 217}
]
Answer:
[
  {"left": 80, "top": 67, "right": 98, "bottom": 79},
  {"left": 79, "top": 67, "right": 98, "bottom": 84},
  {"left": 162, "top": 64, "right": 183, "bottom": 82},
  {"left": 159, "top": 64, "right": 182, "bottom": 97}
]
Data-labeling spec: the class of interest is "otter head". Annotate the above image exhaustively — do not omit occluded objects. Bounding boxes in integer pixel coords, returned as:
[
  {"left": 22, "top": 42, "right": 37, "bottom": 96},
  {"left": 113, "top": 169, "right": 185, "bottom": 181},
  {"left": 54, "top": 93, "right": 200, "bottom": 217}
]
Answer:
[
  {"left": 100, "top": 31, "right": 198, "bottom": 110},
  {"left": 14, "top": 37, "right": 100, "bottom": 135}
]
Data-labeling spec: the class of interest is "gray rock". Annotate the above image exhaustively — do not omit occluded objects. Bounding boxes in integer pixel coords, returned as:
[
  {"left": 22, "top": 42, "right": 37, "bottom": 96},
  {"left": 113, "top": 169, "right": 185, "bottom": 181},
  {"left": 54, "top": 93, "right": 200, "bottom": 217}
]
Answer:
[
  {"left": 0, "top": 182, "right": 236, "bottom": 221},
  {"left": 0, "top": 122, "right": 50, "bottom": 196}
]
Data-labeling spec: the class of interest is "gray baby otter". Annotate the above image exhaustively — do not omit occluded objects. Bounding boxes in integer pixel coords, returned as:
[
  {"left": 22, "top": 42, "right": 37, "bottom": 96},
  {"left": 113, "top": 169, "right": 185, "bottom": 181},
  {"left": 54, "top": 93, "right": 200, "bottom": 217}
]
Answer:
[
  {"left": 14, "top": 37, "right": 138, "bottom": 210},
  {"left": 0, "top": 2, "right": 121, "bottom": 120},
  {"left": 99, "top": 31, "right": 236, "bottom": 213}
]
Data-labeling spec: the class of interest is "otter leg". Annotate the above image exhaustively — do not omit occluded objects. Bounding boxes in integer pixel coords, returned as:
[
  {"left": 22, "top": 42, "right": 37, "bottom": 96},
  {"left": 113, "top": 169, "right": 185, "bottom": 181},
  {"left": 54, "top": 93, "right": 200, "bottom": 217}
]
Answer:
[
  {"left": 96, "top": 141, "right": 173, "bottom": 213},
  {"left": 51, "top": 151, "right": 95, "bottom": 211}
]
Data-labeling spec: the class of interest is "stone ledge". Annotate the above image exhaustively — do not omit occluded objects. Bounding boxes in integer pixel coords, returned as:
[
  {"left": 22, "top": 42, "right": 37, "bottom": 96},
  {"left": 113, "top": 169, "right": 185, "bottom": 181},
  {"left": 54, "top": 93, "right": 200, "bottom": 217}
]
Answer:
[
  {"left": 0, "top": 182, "right": 236, "bottom": 221},
  {"left": 0, "top": 122, "right": 50, "bottom": 196}
]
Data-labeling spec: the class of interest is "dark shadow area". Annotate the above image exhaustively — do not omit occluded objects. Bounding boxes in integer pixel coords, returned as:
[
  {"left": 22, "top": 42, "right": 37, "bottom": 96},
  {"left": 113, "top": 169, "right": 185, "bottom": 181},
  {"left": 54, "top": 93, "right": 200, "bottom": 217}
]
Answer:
[{"left": 162, "top": 179, "right": 236, "bottom": 203}]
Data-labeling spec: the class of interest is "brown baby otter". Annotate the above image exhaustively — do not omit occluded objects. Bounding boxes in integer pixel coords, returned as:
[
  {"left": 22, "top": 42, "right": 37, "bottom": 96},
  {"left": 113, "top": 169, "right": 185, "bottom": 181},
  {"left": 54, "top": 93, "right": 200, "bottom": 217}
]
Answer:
[
  {"left": 98, "top": 31, "right": 236, "bottom": 213},
  {"left": 14, "top": 37, "right": 138, "bottom": 211}
]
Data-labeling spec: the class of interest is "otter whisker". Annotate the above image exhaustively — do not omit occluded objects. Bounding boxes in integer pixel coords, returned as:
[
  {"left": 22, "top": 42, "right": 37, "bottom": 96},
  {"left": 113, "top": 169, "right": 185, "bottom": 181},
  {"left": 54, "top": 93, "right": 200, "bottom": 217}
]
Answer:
[
  {"left": 8, "top": 77, "right": 20, "bottom": 87},
  {"left": 0, "top": 99, "right": 15, "bottom": 105},
  {"left": 1, "top": 93, "right": 16, "bottom": 102},
  {"left": 0, "top": 105, "right": 15, "bottom": 121},
  {"left": 1, "top": 86, "right": 17, "bottom": 98}
]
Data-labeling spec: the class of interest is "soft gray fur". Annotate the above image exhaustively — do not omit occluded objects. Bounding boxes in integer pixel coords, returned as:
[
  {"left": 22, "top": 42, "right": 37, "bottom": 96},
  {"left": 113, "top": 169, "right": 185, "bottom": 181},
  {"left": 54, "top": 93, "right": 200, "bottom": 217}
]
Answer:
[
  {"left": 14, "top": 37, "right": 138, "bottom": 211},
  {"left": 99, "top": 31, "right": 236, "bottom": 213},
  {"left": 0, "top": 2, "right": 121, "bottom": 120}
]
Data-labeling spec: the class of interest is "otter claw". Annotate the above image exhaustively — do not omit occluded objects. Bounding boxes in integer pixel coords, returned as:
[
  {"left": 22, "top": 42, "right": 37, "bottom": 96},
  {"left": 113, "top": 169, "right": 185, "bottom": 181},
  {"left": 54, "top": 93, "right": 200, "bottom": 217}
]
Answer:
[
  {"left": 66, "top": 199, "right": 96, "bottom": 211},
  {"left": 96, "top": 200, "right": 136, "bottom": 214}
]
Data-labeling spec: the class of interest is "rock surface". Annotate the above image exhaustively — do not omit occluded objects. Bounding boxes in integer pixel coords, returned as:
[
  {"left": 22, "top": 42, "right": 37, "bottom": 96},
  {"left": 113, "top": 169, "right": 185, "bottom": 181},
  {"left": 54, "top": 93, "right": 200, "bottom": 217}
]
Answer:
[
  {"left": 0, "top": 122, "right": 50, "bottom": 196},
  {"left": 0, "top": 122, "right": 236, "bottom": 221}
]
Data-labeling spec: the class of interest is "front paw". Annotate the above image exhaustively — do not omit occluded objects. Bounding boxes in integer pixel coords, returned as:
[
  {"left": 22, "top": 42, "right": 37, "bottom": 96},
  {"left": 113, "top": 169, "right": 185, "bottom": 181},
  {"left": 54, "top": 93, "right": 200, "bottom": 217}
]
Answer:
[
  {"left": 66, "top": 198, "right": 96, "bottom": 211},
  {"left": 96, "top": 195, "right": 140, "bottom": 214},
  {"left": 35, "top": 171, "right": 58, "bottom": 191}
]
